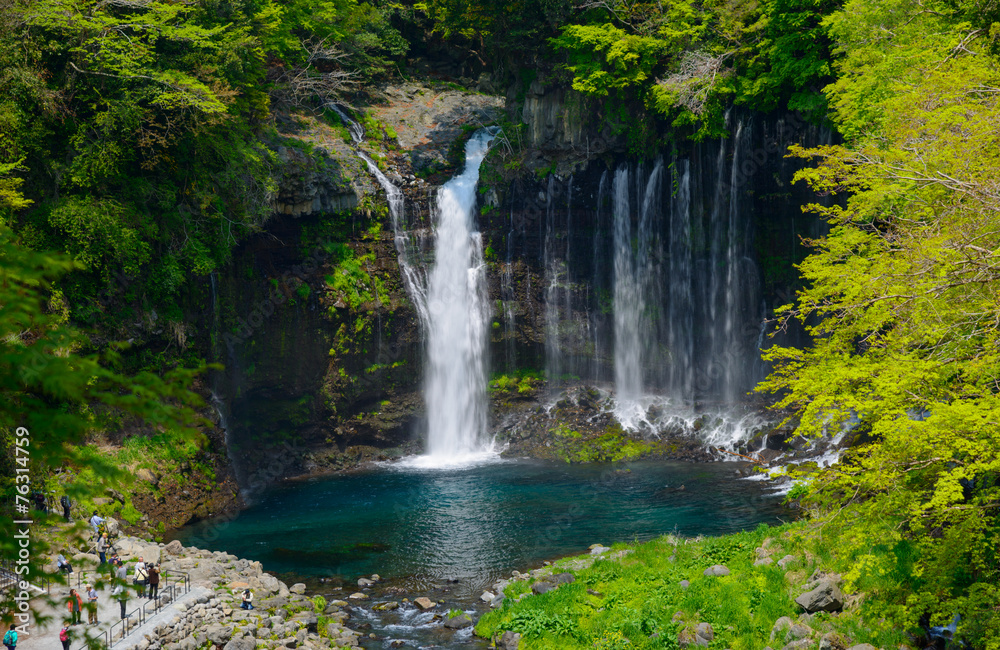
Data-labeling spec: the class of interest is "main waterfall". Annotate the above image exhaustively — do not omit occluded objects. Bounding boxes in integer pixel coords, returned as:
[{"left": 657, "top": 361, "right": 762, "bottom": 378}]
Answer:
[{"left": 422, "top": 130, "right": 496, "bottom": 463}]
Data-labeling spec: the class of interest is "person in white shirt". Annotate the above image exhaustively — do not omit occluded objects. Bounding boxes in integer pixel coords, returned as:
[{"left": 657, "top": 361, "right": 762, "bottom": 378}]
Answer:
[{"left": 133, "top": 557, "right": 149, "bottom": 598}]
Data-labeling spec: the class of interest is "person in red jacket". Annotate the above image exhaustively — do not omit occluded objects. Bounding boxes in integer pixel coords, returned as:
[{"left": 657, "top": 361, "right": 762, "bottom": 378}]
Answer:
[{"left": 67, "top": 589, "right": 83, "bottom": 625}]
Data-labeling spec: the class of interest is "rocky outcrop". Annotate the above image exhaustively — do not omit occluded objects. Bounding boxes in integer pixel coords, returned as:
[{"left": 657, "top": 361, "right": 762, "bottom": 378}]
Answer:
[{"left": 368, "top": 82, "right": 504, "bottom": 174}]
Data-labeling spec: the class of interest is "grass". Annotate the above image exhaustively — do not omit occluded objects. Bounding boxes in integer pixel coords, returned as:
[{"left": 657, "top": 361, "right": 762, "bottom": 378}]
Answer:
[{"left": 476, "top": 522, "right": 916, "bottom": 649}]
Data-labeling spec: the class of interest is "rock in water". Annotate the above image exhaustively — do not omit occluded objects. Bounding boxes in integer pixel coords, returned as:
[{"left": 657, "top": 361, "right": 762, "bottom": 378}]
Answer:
[
  {"left": 413, "top": 597, "right": 435, "bottom": 609},
  {"left": 795, "top": 580, "right": 845, "bottom": 613},
  {"left": 480, "top": 591, "right": 496, "bottom": 603},
  {"left": 443, "top": 614, "right": 473, "bottom": 630}
]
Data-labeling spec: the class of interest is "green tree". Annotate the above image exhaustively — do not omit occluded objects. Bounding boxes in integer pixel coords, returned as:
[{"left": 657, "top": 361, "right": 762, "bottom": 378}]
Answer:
[{"left": 760, "top": 0, "right": 1000, "bottom": 641}]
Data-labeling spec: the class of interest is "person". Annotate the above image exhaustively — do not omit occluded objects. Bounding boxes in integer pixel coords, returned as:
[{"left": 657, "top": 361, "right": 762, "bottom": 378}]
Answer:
[
  {"left": 67, "top": 589, "right": 83, "bottom": 625},
  {"left": 60, "top": 495, "right": 71, "bottom": 521},
  {"left": 86, "top": 583, "right": 99, "bottom": 624},
  {"left": 133, "top": 557, "right": 148, "bottom": 598},
  {"left": 59, "top": 625, "right": 70, "bottom": 650},
  {"left": 89, "top": 511, "right": 103, "bottom": 535},
  {"left": 147, "top": 563, "right": 160, "bottom": 601},
  {"left": 114, "top": 558, "right": 127, "bottom": 582},
  {"left": 56, "top": 553, "right": 73, "bottom": 574},
  {"left": 3, "top": 624, "right": 16, "bottom": 650},
  {"left": 97, "top": 533, "right": 108, "bottom": 565},
  {"left": 33, "top": 491, "right": 46, "bottom": 514},
  {"left": 240, "top": 588, "right": 254, "bottom": 610},
  {"left": 111, "top": 583, "right": 128, "bottom": 619}
]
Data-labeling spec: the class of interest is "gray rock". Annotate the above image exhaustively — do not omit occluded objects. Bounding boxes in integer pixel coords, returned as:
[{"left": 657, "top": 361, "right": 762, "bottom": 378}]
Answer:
[
  {"left": 443, "top": 613, "right": 473, "bottom": 630},
  {"left": 279, "top": 637, "right": 297, "bottom": 648},
  {"left": 781, "top": 641, "right": 815, "bottom": 650},
  {"left": 531, "top": 581, "right": 556, "bottom": 595},
  {"left": 490, "top": 594, "right": 505, "bottom": 608},
  {"left": 754, "top": 557, "right": 774, "bottom": 566},
  {"left": 787, "top": 624, "right": 812, "bottom": 641},
  {"left": 552, "top": 573, "right": 575, "bottom": 584},
  {"left": 590, "top": 546, "right": 611, "bottom": 555},
  {"left": 846, "top": 646, "right": 879, "bottom": 650},
  {"left": 703, "top": 565, "right": 731, "bottom": 577},
  {"left": 289, "top": 583, "right": 306, "bottom": 595},
  {"left": 204, "top": 624, "right": 234, "bottom": 645},
  {"left": 771, "top": 617, "right": 794, "bottom": 641},
  {"left": 678, "top": 627, "right": 707, "bottom": 648},
  {"left": 819, "top": 632, "right": 851, "bottom": 650},
  {"left": 695, "top": 622, "right": 714, "bottom": 644},
  {"left": 777, "top": 554, "right": 798, "bottom": 569},
  {"left": 357, "top": 578, "right": 375, "bottom": 588},
  {"left": 679, "top": 580, "right": 690, "bottom": 590},
  {"left": 480, "top": 591, "right": 496, "bottom": 603},
  {"left": 500, "top": 631, "right": 521, "bottom": 650},
  {"left": 795, "top": 580, "right": 845, "bottom": 613}
]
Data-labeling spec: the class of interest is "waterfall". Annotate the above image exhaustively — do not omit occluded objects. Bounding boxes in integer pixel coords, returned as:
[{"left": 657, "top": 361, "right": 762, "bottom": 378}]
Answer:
[
  {"left": 667, "top": 160, "right": 692, "bottom": 402},
  {"left": 421, "top": 129, "right": 497, "bottom": 463},
  {"left": 543, "top": 175, "right": 561, "bottom": 390},
  {"left": 328, "top": 103, "right": 364, "bottom": 144},
  {"left": 357, "top": 151, "right": 429, "bottom": 326},
  {"left": 612, "top": 166, "right": 644, "bottom": 423}
]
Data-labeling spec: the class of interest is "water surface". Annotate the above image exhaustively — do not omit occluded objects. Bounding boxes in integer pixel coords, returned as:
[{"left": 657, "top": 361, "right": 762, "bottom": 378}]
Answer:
[{"left": 175, "top": 459, "right": 786, "bottom": 594}]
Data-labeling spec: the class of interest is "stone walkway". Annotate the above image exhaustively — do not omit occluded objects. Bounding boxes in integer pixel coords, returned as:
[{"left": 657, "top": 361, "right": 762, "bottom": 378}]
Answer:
[{"left": 18, "top": 572, "right": 206, "bottom": 650}]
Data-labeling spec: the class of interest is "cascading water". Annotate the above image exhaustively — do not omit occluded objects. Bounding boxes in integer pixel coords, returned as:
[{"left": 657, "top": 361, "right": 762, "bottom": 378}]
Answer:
[
  {"left": 599, "top": 125, "right": 772, "bottom": 448},
  {"left": 332, "top": 101, "right": 498, "bottom": 465},
  {"left": 420, "top": 129, "right": 498, "bottom": 464}
]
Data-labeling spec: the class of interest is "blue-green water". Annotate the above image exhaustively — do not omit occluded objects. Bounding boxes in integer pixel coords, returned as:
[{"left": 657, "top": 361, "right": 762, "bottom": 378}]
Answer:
[{"left": 174, "top": 459, "right": 785, "bottom": 593}]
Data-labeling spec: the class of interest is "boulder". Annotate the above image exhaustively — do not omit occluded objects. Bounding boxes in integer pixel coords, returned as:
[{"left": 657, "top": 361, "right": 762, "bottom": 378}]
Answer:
[
  {"left": 289, "top": 583, "right": 306, "bottom": 595},
  {"left": 136, "top": 468, "right": 159, "bottom": 486},
  {"left": 357, "top": 578, "right": 375, "bottom": 588},
  {"left": 590, "top": 546, "right": 611, "bottom": 555},
  {"left": 703, "top": 565, "right": 730, "bottom": 577},
  {"left": 552, "top": 573, "right": 575, "bottom": 585},
  {"left": 754, "top": 557, "right": 775, "bottom": 566},
  {"left": 413, "top": 597, "right": 435, "bottom": 609},
  {"left": 500, "top": 631, "right": 522, "bottom": 650},
  {"left": 531, "top": 581, "right": 556, "bottom": 595},
  {"left": 372, "top": 602, "right": 399, "bottom": 612},
  {"left": 480, "top": 591, "right": 496, "bottom": 603},
  {"left": 819, "top": 632, "right": 851, "bottom": 650},
  {"left": 782, "top": 640, "right": 815, "bottom": 650},
  {"left": 443, "top": 614, "right": 473, "bottom": 630},
  {"left": 490, "top": 594, "right": 505, "bottom": 608},
  {"left": 679, "top": 580, "right": 690, "bottom": 590},
  {"left": 777, "top": 555, "right": 798, "bottom": 569},
  {"left": 258, "top": 574, "right": 280, "bottom": 594},
  {"left": 795, "top": 580, "right": 845, "bottom": 613},
  {"left": 204, "top": 624, "right": 233, "bottom": 645},
  {"left": 348, "top": 593, "right": 368, "bottom": 600},
  {"left": 771, "top": 617, "right": 794, "bottom": 641}
]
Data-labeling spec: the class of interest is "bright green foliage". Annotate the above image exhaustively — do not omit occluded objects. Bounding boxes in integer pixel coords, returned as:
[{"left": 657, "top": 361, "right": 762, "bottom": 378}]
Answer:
[
  {"left": 550, "top": 24, "right": 674, "bottom": 96},
  {"left": 760, "top": 0, "right": 1000, "bottom": 641}
]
